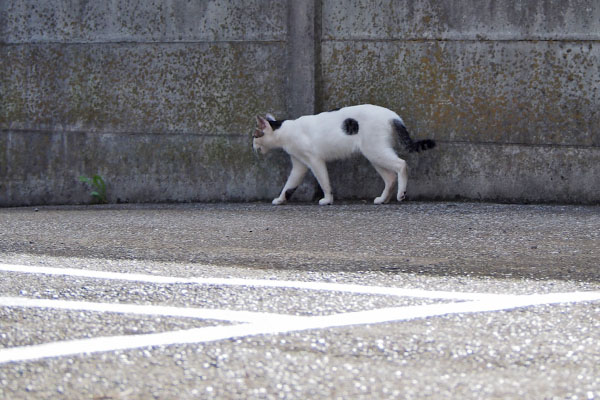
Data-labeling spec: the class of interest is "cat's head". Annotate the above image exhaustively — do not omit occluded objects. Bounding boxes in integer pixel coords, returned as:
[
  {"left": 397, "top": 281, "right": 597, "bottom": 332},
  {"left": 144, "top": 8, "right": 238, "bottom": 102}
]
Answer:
[{"left": 252, "top": 114, "right": 279, "bottom": 154}]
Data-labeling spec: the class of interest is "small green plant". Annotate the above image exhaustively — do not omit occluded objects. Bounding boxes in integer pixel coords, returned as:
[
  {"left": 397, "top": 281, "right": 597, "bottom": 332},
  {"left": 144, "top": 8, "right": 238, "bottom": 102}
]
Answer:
[{"left": 79, "top": 174, "right": 108, "bottom": 204}]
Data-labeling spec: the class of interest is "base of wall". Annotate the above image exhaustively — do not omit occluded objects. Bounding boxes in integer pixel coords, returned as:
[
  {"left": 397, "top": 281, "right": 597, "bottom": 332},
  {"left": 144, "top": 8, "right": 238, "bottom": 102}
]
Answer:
[{"left": 2, "top": 130, "right": 598, "bottom": 206}]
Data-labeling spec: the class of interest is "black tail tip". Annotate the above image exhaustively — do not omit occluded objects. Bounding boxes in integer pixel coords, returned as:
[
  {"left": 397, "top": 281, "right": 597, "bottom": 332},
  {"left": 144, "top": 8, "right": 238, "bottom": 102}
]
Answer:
[{"left": 412, "top": 139, "right": 436, "bottom": 152}]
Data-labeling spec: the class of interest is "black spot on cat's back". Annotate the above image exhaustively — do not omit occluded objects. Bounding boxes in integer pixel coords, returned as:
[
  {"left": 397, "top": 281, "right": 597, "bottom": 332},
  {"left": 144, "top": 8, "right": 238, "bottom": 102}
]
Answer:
[{"left": 342, "top": 118, "right": 359, "bottom": 135}]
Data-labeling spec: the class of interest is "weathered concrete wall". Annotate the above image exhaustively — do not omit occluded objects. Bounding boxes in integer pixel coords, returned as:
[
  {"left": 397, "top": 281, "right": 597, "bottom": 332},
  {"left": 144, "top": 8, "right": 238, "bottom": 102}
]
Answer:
[
  {"left": 1, "top": 0, "right": 295, "bottom": 205},
  {"left": 1, "top": 0, "right": 599, "bottom": 205},
  {"left": 320, "top": 0, "right": 600, "bottom": 203}
]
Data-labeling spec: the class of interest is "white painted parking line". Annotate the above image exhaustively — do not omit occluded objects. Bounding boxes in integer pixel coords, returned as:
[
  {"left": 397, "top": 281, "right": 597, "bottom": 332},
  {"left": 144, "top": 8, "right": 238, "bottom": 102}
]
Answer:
[
  {"left": 3, "top": 292, "right": 600, "bottom": 364},
  {"left": 0, "top": 296, "right": 299, "bottom": 324},
  {"left": 1, "top": 262, "right": 600, "bottom": 364},
  {"left": 0, "top": 262, "right": 504, "bottom": 301},
  {"left": 0, "top": 323, "right": 288, "bottom": 365}
]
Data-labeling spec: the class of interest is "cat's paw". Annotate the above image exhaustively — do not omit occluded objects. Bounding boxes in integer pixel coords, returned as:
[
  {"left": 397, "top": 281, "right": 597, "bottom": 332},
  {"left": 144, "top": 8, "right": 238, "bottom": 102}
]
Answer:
[
  {"left": 272, "top": 197, "right": 286, "bottom": 205},
  {"left": 318, "top": 197, "right": 333, "bottom": 205},
  {"left": 397, "top": 192, "right": 406, "bottom": 202},
  {"left": 374, "top": 196, "right": 387, "bottom": 205}
]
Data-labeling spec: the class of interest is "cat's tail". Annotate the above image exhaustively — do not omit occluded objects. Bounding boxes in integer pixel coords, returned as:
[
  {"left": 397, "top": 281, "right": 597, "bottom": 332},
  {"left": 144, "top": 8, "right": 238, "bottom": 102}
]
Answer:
[{"left": 393, "top": 119, "right": 436, "bottom": 153}]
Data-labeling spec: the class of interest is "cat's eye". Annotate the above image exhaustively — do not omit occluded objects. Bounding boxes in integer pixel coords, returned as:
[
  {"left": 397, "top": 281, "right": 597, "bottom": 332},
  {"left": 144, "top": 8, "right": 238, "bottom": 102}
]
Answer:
[{"left": 253, "top": 129, "right": 264, "bottom": 138}]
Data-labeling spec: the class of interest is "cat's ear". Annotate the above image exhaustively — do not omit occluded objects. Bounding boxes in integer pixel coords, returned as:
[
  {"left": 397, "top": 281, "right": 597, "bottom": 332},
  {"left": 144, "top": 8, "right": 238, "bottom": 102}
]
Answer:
[
  {"left": 253, "top": 128, "right": 264, "bottom": 138},
  {"left": 256, "top": 115, "right": 269, "bottom": 130},
  {"left": 265, "top": 113, "right": 276, "bottom": 122}
]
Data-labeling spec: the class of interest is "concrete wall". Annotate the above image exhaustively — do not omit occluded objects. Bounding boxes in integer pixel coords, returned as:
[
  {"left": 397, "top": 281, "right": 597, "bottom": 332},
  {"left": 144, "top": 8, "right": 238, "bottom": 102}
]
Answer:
[
  {"left": 1, "top": 0, "right": 599, "bottom": 205},
  {"left": 320, "top": 0, "right": 600, "bottom": 204}
]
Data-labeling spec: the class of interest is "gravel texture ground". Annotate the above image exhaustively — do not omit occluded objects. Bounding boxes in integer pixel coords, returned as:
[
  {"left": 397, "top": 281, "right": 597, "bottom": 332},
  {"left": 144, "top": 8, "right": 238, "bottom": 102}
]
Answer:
[{"left": 0, "top": 202, "right": 599, "bottom": 399}]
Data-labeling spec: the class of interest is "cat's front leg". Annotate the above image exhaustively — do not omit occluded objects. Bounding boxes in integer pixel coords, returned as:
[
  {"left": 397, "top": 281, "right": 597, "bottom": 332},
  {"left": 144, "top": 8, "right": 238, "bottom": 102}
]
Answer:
[
  {"left": 319, "top": 195, "right": 333, "bottom": 205},
  {"left": 272, "top": 196, "right": 286, "bottom": 205},
  {"left": 273, "top": 156, "right": 308, "bottom": 205}
]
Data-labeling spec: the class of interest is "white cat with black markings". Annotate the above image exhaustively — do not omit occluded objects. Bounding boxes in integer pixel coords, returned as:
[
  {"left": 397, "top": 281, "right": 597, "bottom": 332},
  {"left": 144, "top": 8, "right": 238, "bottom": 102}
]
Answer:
[{"left": 253, "top": 104, "right": 435, "bottom": 205}]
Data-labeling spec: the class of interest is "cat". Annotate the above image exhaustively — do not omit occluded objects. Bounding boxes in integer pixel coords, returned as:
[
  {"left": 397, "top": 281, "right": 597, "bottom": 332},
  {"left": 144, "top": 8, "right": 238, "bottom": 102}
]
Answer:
[{"left": 253, "top": 104, "right": 436, "bottom": 205}]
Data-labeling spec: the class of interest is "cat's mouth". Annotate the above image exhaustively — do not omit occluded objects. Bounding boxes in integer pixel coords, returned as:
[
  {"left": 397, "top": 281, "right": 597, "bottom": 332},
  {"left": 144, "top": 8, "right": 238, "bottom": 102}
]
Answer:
[{"left": 252, "top": 142, "right": 266, "bottom": 155}]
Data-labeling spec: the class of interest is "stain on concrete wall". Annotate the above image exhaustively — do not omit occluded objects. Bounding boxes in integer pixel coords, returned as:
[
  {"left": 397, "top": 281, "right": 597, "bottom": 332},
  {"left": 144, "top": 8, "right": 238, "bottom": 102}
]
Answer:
[
  {"left": 321, "top": 0, "right": 600, "bottom": 41},
  {"left": 1, "top": 43, "right": 286, "bottom": 134},
  {"left": 321, "top": 40, "right": 599, "bottom": 146},
  {"left": 1, "top": 1, "right": 288, "bottom": 43}
]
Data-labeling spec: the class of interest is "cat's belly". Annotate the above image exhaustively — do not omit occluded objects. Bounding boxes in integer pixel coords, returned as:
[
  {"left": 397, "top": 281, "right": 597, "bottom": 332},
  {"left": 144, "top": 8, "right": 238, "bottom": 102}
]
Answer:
[{"left": 320, "top": 135, "right": 361, "bottom": 161}]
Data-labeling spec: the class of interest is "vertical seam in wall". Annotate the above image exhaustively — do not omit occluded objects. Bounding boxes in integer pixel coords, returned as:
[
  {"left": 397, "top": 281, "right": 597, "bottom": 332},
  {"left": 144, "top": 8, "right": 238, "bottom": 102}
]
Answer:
[
  {"left": 314, "top": 0, "right": 323, "bottom": 114},
  {"left": 286, "top": 0, "right": 316, "bottom": 118},
  {"left": 285, "top": 1, "right": 294, "bottom": 118}
]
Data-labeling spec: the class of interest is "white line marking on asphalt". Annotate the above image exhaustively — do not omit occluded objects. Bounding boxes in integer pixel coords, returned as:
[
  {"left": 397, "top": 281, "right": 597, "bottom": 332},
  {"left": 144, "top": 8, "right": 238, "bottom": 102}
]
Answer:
[
  {"left": 0, "top": 262, "right": 503, "bottom": 301},
  {"left": 1, "top": 262, "right": 600, "bottom": 364},
  {"left": 2, "top": 292, "right": 600, "bottom": 364},
  {"left": 0, "top": 296, "right": 299, "bottom": 324}
]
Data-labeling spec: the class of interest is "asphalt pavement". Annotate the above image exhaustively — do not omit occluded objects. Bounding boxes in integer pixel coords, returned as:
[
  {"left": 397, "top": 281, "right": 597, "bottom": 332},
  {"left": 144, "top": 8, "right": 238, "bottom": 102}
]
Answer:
[{"left": 0, "top": 201, "right": 599, "bottom": 399}]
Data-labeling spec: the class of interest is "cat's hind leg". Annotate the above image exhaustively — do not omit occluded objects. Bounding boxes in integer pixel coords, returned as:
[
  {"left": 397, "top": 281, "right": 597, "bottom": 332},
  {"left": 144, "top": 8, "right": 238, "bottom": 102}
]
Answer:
[
  {"left": 372, "top": 165, "right": 397, "bottom": 204},
  {"left": 273, "top": 156, "right": 308, "bottom": 205},
  {"left": 396, "top": 157, "right": 408, "bottom": 201},
  {"left": 307, "top": 158, "right": 333, "bottom": 205},
  {"left": 364, "top": 148, "right": 408, "bottom": 202}
]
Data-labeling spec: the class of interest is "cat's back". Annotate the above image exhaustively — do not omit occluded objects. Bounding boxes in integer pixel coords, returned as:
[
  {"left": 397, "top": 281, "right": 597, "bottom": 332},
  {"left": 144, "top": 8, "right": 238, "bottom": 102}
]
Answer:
[
  {"left": 289, "top": 105, "right": 400, "bottom": 146},
  {"left": 295, "top": 104, "right": 396, "bottom": 131},
  {"left": 335, "top": 104, "right": 401, "bottom": 138},
  {"left": 320, "top": 104, "right": 398, "bottom": 121}
]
